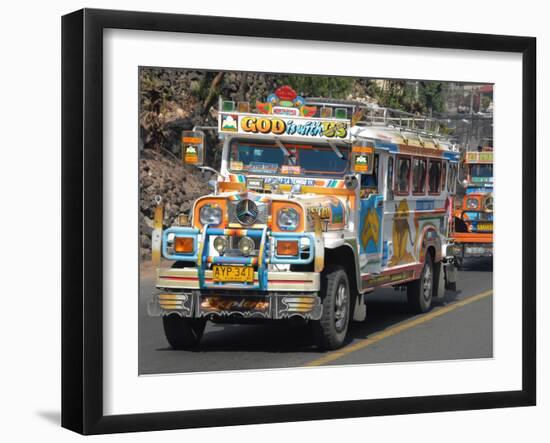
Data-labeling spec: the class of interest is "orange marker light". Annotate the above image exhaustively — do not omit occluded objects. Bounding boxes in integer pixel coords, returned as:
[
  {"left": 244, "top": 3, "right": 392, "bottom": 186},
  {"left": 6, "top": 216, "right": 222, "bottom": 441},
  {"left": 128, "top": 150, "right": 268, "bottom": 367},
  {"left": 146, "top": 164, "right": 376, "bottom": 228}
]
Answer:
[
  {"left": 276, "top": 240, "right": 299, "bottom": 256},
  {"left": 182, "top": 136, "right": 202, "bottom": 144},
  {"left": 174, "top": 237, "right": 194, "bottom": 254}
]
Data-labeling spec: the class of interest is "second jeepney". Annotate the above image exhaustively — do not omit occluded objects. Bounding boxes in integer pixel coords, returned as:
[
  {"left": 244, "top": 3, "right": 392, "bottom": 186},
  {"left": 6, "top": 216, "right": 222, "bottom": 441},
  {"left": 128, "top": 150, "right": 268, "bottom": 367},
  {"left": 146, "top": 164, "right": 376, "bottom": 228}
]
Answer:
[
  {"left": 148, "top": 86, "right": 460, "bottom": 350},
  {"left": 452, "top": 144, "right": 494, "bottom": 266}
]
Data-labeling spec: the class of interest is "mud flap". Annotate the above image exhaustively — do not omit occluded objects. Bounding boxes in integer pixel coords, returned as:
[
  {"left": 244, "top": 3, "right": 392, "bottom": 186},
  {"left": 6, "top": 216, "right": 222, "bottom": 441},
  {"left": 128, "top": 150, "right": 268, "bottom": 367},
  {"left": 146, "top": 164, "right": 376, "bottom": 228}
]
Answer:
[
  {"left": 444, "top": 260, "right": 458, "bottom": 291},
  {"left": 148, "top": 294, "right": 162, "bottom": 317},
  {"left": 353, "top": 293, "right": 367, "bottom": 321},
  {"left": 433, "top": 261, "right": 446, "bottom": 301}
]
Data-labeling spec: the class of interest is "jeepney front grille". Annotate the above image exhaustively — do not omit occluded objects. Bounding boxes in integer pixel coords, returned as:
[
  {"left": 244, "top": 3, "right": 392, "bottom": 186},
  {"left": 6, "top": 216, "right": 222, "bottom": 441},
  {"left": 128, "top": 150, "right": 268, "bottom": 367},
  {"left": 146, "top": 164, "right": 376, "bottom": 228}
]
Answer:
[{"left": 228, "top": 200, "right": 269, "bottom": 226}]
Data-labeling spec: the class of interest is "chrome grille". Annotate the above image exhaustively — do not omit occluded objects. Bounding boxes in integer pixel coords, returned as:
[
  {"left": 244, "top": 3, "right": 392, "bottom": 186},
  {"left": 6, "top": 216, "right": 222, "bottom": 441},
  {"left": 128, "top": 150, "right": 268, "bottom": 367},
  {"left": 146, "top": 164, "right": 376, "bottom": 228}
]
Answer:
[{"left": 228, "top": 200, "right": 268, "bottom": 225}]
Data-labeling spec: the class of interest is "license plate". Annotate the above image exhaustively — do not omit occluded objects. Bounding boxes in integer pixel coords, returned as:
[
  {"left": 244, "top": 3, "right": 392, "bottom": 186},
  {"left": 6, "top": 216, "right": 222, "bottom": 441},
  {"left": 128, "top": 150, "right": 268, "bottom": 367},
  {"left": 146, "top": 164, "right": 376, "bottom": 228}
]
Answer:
[
  {"left": 477, "top": 223, "right": 493, "bottom": 231},
  {"left": 213, "top": 265, "right": 254, "bottom": 283}
]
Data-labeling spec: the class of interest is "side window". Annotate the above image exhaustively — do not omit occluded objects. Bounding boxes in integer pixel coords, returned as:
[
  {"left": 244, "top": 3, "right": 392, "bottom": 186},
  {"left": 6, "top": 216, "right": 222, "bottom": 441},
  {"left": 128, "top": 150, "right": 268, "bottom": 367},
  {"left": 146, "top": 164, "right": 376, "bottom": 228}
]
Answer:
[
  {"left": 360, "top": 153, "right": 379, "bottom": 191},
  {"left": 428, "top": 160, "right": 441, "bottom": 194},
  {"left": 412, "top": 157, "right": 427, "bottom": 194},
  {"left": 387, "top": 157, "right": 394, "bottom": 200},
  {"left": 441, "top": 162, "right": 447, "bottom": 192},
  {"left": 449, "top": 163, "right": 457, "bottom": 193},
  {"left": 396, "top": 157, "right": 411, "bottom": 194}
]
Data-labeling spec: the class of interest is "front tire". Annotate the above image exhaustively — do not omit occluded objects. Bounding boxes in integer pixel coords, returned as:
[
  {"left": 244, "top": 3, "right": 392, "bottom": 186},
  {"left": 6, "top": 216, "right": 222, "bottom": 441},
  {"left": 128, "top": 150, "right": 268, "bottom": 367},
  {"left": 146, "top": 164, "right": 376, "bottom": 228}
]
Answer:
[
  {"left": 407, "top": 253, "right": 434, "bottom": 313},
  {"left": 162, "top": 315, "right": 206, "bottom": 350},
  {"left": 314, "top": 266, "right": 351, "bottom": 350}
]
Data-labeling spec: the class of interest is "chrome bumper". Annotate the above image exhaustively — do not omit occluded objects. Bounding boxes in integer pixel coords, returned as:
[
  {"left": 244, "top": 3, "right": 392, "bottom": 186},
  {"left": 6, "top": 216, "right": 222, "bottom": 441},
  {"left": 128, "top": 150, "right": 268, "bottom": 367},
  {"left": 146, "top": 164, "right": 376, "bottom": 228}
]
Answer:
[
  {"left": 156, "top": 267, "right": 320, "bottom": 292},
  {"left": 460, "top": 243, "right": 493, "bottom": 257},
  {"left": 148, "top": 290, "right": 322, "bottom": 321}
]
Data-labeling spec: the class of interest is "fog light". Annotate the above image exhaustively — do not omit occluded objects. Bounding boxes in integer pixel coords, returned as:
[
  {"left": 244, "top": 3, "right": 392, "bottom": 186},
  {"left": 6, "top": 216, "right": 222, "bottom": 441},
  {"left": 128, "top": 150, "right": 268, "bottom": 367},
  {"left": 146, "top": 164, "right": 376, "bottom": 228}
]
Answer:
[
  {"left": 213, "top": 236, "right": 228, "bottom": 254},
  {"left": 276, "top": 240, "right": 299, "bottom": 256},
  {"left": 238, "top": 236, "right": 255, "bottom": 256},
  {"left": 174, "top": 237, "right": 194, "bottom": 253}
]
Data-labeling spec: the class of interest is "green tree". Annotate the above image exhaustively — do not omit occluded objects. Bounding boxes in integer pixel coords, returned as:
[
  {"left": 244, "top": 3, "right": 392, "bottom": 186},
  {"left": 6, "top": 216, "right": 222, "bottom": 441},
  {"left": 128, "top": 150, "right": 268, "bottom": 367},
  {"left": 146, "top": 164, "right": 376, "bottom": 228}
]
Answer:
[{"left": 280, "top": 75, "right": 354, "bottom": 98}]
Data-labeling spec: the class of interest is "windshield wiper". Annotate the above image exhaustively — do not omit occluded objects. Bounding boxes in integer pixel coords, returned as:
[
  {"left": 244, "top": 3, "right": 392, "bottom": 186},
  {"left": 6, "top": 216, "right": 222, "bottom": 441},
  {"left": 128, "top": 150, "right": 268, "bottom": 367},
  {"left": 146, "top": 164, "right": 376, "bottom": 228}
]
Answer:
[
  {"left": 275, "top": 138, "right": 290, "bottom": 157},
  {"left": 275, "top": 138, "right": 296, "bottom": 165},
  {"left": 328, "top": 140, "right": 344, "bottom": 159}
]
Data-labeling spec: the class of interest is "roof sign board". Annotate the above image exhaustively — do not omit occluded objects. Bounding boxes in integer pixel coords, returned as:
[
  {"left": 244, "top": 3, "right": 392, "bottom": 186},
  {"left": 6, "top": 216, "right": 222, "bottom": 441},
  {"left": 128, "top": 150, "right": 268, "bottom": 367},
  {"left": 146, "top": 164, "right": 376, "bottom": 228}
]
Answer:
[
  {"left": 465, "top": 151, "right": 493, "bottom": 164},
  {"left": 219, "top": 112, "right": 351, "bottom": 141}
]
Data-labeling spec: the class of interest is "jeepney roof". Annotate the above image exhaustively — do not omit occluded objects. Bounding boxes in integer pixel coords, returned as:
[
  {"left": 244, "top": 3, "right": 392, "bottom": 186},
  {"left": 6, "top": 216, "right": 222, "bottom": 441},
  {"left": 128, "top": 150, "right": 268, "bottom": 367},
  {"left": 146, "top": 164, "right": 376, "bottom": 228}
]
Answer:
[{"left": 351, "top": 125, "right": 459, "bottom": 161}]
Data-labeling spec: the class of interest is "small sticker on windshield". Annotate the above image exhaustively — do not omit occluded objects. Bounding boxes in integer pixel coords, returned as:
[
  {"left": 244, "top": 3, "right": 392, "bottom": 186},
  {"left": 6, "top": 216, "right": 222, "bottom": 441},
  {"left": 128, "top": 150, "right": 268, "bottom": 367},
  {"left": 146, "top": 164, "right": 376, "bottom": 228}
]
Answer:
[
  {"left": 281, "top": 165, "right": 301, "bottom": 175},
  {"left": 230, "top": 161, "right": 244, "bottom": 171},
  {"left": 248, "top": 162, "right": 279, "bottom": 174}
]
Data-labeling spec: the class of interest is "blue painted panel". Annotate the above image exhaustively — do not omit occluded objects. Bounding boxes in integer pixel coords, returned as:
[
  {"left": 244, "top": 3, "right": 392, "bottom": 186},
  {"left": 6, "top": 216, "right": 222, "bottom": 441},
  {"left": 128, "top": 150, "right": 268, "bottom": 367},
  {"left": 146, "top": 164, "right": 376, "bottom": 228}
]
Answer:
[
  {"left": 416, "top": 200, "right": 435, "bottom": 210},
  {"left": 358, "top": 194, "right": 383, "bottom": 255}
]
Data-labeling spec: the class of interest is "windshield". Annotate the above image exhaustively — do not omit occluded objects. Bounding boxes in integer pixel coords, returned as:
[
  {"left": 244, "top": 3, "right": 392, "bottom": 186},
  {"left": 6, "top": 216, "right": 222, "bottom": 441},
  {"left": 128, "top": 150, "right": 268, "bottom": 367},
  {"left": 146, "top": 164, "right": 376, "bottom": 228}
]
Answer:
[
  {"left": 228, "top": 140, "right": 350, "bottom": 177},
  {"left": 469, "top": 164, "right": 493, "bottom": 179}
]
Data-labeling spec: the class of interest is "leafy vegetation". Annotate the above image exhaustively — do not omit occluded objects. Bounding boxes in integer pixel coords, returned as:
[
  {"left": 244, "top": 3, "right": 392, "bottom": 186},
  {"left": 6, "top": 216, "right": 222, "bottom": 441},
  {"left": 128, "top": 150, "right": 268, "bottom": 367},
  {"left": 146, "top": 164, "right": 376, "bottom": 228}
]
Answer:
[{"left": 280, "top": 75, "right": 355, "bottom": 99}]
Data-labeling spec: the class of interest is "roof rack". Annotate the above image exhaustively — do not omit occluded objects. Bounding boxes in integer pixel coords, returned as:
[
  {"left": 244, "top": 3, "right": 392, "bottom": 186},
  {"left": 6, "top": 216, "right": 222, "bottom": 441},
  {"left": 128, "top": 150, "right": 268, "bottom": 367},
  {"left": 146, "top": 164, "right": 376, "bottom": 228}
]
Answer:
[
  {"left": 356, "top": 106, "right": 442, "bottom": 133},
  {"left": 305, "top": 98, "right": 445, "bottom": 138}
]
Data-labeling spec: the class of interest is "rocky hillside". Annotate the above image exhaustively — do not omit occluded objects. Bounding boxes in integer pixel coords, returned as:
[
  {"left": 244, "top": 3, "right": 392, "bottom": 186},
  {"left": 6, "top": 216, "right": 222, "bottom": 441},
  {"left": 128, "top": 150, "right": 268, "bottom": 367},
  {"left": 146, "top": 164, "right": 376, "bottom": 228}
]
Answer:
[{"left": 139, "top": 150, "right": 209, "bottom": 259}]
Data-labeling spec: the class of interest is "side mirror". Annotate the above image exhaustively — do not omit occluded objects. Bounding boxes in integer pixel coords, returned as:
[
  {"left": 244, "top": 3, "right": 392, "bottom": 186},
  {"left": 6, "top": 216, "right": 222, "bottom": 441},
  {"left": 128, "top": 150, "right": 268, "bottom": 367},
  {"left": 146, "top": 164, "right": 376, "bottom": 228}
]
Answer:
[
  {"left": 344, "top": 175, "right": 358, "bottom": 190},
  {"left": 182, "top": 130, "right": 205, "bottom": 166},
  {"left": 207, "top": 179, "right": 218, "bottom": 193}
]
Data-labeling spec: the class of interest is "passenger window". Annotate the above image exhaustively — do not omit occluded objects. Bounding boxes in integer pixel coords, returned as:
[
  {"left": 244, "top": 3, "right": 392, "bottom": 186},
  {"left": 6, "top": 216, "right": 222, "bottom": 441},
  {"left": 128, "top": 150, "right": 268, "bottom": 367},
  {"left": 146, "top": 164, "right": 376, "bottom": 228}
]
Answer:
[
  {"left": 387, "top": 157, "right": 394, "bottom": 200},
  {"left": 396, "top": 157, "right": 411, "bottom": 194},
  {"left": 428, "top": 160, "right": 441, "bottom": 194},
  {"left": 441, "top": 162, "right": 447, "bottom": 192},
  {"left": 412, "top": 158, "right": 427, "bottom": 194}
]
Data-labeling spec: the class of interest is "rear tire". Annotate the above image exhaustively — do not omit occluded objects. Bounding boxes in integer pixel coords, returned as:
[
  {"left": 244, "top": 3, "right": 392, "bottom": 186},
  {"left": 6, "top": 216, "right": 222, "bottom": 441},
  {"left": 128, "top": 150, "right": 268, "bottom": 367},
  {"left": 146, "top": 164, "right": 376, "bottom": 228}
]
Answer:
[
  {"left": 313, "top": 266, "right": 351, "bottom": 350},
  {"left": 407, "top": 253, "right": 434, "bottom": 313},
  {"left": 162, "top": 315, "right": 206, "bottom": 350}
]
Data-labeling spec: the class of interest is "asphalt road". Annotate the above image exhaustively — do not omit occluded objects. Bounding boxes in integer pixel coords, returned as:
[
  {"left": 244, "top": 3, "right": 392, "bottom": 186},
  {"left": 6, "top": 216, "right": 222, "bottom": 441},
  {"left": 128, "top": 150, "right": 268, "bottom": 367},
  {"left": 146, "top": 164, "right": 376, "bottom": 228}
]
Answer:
[{"left": 138, "top": 258, "right": 493, "bottom": 375}]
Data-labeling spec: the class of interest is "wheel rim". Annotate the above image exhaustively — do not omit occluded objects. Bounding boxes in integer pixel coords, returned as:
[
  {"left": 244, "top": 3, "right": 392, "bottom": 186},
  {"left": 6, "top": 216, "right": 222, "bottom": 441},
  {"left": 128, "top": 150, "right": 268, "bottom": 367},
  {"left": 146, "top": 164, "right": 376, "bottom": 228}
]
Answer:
[
  {"left": 422, "top": 262, "right": 433, "bottom": 302},
  {"left": 334, "top": 282, "right": 348, "bottom": 332}
]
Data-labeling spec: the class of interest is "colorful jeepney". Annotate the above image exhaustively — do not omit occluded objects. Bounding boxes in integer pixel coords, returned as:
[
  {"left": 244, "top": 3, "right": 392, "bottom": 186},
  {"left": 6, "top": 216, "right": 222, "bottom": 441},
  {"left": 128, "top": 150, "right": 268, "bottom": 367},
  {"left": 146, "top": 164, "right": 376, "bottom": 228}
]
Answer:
[
  {"left": 452, "top": 147, "right": 494, "bottom": 265},
  {"left": 148, "top": 86, "right": 460, "bottom": 350}
]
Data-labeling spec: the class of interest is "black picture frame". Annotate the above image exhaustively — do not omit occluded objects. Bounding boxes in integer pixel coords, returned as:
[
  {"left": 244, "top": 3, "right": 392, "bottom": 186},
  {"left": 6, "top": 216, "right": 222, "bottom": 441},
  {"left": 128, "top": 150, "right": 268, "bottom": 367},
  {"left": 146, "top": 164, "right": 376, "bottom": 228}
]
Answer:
[{"left": 62, "top": 8, "right": 536, "bottom": 435}]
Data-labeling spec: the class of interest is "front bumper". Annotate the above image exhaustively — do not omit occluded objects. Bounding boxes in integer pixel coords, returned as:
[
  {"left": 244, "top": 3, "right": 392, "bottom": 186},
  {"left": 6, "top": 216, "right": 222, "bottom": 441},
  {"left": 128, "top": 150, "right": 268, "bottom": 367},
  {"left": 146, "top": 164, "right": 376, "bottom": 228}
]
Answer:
[
  {"left": 151, "top": 267, "right": 321, "bottom": 320},
  {"left": 156, "top": 266, "right": 320, "bottom": 292},
  {"left": 457, "top": 243, "right": 493, "bottom": 257},
  {"left": 148, "top": 289, "right": 322, "bottom": 321}
]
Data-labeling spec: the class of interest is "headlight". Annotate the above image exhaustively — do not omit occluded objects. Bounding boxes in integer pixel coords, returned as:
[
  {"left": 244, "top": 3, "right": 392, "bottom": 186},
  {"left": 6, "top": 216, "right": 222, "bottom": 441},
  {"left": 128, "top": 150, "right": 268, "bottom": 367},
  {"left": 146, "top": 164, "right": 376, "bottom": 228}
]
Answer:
[
  {"left": 466, "top": 198, "right": 479, "bottom": 209},
  {"left": 277, "top": 207, "right": 299, "bottom": 231},
  {"left": 199, "top": 204, "right": 222, "bottom": 225}
]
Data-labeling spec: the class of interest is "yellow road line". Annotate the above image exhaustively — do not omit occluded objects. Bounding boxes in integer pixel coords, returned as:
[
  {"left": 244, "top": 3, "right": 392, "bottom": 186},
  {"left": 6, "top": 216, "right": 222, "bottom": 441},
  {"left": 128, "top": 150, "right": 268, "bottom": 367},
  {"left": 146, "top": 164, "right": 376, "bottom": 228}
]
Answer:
[{"left": 304, "top": 289, "right": 493, "bottom": 367}]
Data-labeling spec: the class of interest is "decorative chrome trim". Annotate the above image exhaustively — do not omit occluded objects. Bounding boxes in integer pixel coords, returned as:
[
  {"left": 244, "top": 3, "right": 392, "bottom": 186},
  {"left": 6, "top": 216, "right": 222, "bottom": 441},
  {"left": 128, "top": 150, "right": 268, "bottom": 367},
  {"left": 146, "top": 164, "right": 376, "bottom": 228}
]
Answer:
[{"left": 228, "top": 200, "right": 268, "bottom": 225}]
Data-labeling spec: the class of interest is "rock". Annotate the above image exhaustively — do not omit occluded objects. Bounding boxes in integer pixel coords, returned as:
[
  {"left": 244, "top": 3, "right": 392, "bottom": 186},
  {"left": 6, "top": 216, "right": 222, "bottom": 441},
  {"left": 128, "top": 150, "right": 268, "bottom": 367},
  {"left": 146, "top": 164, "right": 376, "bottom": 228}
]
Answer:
[
  {"left": 138, "top": 146, "right": 210, "bottom": 251},
  {"left": 141, "top": 234, "right": 151, "bottom": 249}
]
